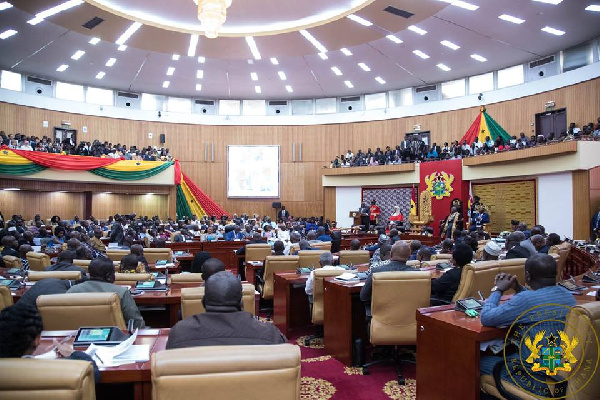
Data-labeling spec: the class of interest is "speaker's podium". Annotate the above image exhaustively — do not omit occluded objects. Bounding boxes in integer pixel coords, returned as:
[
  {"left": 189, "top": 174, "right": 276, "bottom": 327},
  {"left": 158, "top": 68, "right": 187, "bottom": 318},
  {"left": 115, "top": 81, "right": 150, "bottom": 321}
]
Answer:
[{"left": 349, "top": 211, "right": 362, "bottom": 227}]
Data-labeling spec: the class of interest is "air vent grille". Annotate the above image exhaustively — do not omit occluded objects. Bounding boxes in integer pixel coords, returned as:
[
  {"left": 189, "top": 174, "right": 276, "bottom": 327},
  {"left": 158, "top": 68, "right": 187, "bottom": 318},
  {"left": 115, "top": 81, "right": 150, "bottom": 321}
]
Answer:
[
  {"left": 415, "top": 85, "right": 437, "bottom": 93},
  {"left": 383, "top": 6, "right": 414, "bottom": 19},
  {"left": 82, "top": 17, "right": 104, "bottom": 30},
  {"left": 27, "top": 76, "right": 52, "bottom": 86},
  {"left": 195, "top": 99, "right": 215, "bottom": 105},
  {"left": 117, "top": 92, "right": 139, "bottom": 99},
  {"left": 530, "top": 56, "right": 555, "bottom": 69},
  {"left": 268, "top": 100, "right": 288, "bottom": 106},
  {"left": 340, "top": 96, "right": 361, "bottom": 102}
]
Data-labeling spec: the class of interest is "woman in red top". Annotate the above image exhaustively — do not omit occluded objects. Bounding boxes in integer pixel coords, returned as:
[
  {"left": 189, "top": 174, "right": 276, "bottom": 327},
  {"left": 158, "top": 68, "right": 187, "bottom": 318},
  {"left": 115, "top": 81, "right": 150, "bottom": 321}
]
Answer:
[{"left": 389, "top": 206, "right": 404, "bottom": 222}]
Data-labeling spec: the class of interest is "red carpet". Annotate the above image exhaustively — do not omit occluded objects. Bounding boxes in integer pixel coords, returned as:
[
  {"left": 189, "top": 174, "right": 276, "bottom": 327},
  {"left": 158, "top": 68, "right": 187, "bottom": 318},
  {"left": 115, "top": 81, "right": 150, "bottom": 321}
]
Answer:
[{"left": 287, "top": 328, "right": 417, "bottom": 400}]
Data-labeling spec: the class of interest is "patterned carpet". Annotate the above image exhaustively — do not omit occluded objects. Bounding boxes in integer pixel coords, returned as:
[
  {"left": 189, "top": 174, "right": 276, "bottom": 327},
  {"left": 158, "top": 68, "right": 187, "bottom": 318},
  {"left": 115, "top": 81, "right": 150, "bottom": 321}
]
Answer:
[{"left": 289, "top": 329, "right": 417, "bottom": 400}]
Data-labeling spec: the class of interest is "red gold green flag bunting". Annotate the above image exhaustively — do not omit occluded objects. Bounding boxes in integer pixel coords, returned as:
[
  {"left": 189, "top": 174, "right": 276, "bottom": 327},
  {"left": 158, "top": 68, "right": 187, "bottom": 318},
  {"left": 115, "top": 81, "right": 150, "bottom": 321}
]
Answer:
[{"left": 460, "top": 106, "right": 512, "bottom": 145}]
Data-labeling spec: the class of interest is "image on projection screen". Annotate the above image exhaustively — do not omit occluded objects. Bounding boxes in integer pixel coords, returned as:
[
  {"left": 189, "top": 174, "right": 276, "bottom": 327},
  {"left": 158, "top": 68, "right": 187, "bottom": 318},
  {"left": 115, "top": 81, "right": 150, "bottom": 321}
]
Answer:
[{"left": 227, "top": 145, "right": 280, "bottom": 198}]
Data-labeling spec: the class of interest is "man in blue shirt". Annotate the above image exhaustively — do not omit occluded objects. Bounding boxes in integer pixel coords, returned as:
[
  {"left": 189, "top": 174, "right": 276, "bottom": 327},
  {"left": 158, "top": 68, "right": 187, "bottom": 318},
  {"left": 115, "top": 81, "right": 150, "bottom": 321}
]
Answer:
[
  {"left": 480, "top": 254, "right": 576, "bottom": 398},
  {"left": 315, "top": 227, "right": 331, "bottom": 242},
  {"left": 224, "top": 225, "right": 244, "bottom": 241}
]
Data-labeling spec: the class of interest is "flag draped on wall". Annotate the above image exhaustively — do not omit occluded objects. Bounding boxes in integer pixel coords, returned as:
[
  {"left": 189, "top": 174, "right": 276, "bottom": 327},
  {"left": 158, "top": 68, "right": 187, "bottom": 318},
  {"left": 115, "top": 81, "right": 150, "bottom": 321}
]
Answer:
[
  {"left": 419, "top": 159, "right": 465, "bottom": 233},
  {"left": 460, "top": 106, "right": 512, "bottom": 145},
  {"left": 174, "top": 160, "right": 227, "bottom": 219}
]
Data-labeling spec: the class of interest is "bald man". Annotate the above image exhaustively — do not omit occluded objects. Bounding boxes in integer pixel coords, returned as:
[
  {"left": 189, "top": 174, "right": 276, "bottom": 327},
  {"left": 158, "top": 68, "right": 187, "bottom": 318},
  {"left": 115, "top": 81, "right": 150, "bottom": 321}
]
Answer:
[{"left": 360, "top": 241, "right": 417, "bottom": 317}]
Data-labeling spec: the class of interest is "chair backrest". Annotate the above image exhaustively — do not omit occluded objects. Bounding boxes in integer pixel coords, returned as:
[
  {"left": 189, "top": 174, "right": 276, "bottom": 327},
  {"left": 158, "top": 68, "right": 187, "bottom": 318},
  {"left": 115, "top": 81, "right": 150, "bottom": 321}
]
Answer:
[
  {"left": 311, "top": 269, "right": 346, "bottom": 325},
  {"left": 262, "top": 256, "right": 299, "bottom": 300},
  {"left": 28, "top": 271, "right": 82, "bottom": 281},
  {"left": 549, "top": 242, "right": 570, "bottom": 281},
  {"left": 144, "top": 248, "right": 173, "bottom": 264},
  {"left": 2, "top": 255, "right": 21, "bottom": 268},
  {"left": 0, "top": 286, "right": 13, "bottom": 311},
  {"left": 311, "top": 242, "right": 332, "bottom": 251},
  {"left": 245, "top": 244, "right": 272, "bottom": 262},
  {"left": 170, "top": 273, "right": 204, "bottom": 283},
  {"left": 431, "top": 253, "right": 452, "bottom": 260},
  {"left": 338, "top": 250, "right": 370, "bottom": 266},
  {"left": 114, "top": 273, "right": 152, "bottom": 282},
  {"left": 297, "top": 250, "right": 327, "bottom": 268},
  {"left": 0, "top": 358, "right": 96, "bottom": 400},
  {"left": 497, "top": 258, "right": 527, "bottom": 285},
  {"left": 420, "top": 259, "right": 453, "bottom": 268},
  {"left": 559, "top": 302, "right": 600, "bottom": 399},
  {"left": 452, "top": 261, "right": 499, "bottom": 302},
  {"left": 106, "top": 250, "right": 130, "bottom": 262},
  {"left": 151, "top": 344, "right": 301, "bottom": 400},
  {"left": 181, "top": 283, "right": 256, "bottom": 318},
  {"left": 37, "top": 292, "right": 126, "bottom": 330},
  {"left": 26, "top": 252, "right": 51, "bottom": 271},
  {"left": 370, "top": 271, "right": 431, "bottom": 345},
  {"left": 288, "top": 243, "right": 299, "bottom": 255}
]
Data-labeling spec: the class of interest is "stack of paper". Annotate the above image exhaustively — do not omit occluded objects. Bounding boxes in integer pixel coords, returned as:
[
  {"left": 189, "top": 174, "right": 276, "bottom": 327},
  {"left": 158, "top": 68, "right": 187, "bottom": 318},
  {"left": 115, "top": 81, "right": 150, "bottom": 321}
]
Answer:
[
  {"left": 336, "top": 272, "right": 359, "bottom": 281},
  {"left": 85, "top": 330, "right": 150, "bottom": 367}
]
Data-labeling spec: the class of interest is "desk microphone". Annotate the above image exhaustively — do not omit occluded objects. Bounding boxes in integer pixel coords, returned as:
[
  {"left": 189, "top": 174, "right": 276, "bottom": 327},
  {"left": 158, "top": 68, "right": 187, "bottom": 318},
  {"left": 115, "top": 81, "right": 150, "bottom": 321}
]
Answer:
[{"left": 477, "top": 291, "right": 486, "bottom": 301}]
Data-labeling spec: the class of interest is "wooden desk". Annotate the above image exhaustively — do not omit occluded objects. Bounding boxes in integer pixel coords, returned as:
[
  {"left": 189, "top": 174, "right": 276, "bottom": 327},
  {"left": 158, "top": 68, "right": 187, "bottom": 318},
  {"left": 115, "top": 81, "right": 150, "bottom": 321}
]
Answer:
[
  {"left": 323, "top": 278, "right": 367, "bottom": 366},
  {"left": 273, "top": 271, "right": 311, "bottom": 335},
  {"left": 245, "top": 261, "right": 263, "bottom": 286}
]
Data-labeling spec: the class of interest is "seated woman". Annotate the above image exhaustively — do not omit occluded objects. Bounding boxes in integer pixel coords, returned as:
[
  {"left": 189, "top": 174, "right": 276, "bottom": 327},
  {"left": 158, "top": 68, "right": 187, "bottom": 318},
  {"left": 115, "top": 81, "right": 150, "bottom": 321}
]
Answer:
[
  {"left": 389, "top": 206, "right": 404, "bottom": 223},
  {"left": 119, "top": 254, "right": 146, "bottom": 273},
  {"left": 426, "top": 145, "right": 438, "bottom": 159}
]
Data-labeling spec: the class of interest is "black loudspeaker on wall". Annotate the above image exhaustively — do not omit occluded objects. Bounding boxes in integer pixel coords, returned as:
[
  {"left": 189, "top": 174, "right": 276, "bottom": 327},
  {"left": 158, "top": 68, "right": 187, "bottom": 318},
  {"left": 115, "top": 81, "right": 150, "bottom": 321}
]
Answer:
[
  {"left": 272, "top": 202, "right": 282, "bottom": 209},
  {"left": 159, "top": 134, "right": 166, "bottom": 144}
]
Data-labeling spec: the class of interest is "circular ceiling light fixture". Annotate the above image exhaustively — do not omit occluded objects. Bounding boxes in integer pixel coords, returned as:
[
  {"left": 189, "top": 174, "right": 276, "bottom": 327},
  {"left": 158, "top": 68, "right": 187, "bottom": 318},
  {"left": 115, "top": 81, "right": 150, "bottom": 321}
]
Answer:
[{"left": 193, "top": 0, "right": 232, "bottom": 38}]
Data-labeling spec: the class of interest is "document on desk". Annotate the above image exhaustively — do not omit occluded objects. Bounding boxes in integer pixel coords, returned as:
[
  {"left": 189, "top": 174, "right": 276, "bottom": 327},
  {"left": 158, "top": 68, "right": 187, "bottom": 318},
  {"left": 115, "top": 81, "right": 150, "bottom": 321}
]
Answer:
[
  {"left": 480, "top": 339, "right": 504, "bottom": 354},
  {"left": 86, "top": 329, "right": 149, "bottom": 367},
  {"left": 587, "top": 290, "right": 598, "bottom": 296}
]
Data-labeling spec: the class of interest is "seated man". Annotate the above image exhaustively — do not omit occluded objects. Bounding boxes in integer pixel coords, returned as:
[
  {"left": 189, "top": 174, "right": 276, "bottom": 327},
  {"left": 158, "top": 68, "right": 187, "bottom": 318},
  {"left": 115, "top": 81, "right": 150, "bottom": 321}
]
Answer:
[
  {"left": 190, "top": 251, "right": 211, "bottom": 274},
  {"left": 305, "top": 252, "right": 345, "bottom": 304},
  {"left": 166, "top": 271, "right": 287, "bottom": 349},
  {"left": 67, "top": 258, "right": 145, "bottom": 329},
  {"left": 119, "top": 254, "right": 146, "bottom": 273},
  {"left": 201, "top": 258, "right": 226, "bottom": 281},
  {"left": 360, "top": 241, "right": 416, "bottom": 317},
  {"left": 90, "top": 228, "right": 106, "bottom": 252},
  {"left": 539, "top": 232, "right": 561, "bottom": 254},
  {"left": 273, "top": 240, "right": 285, "bottom": 256},
  {"left": 439, "top": 238, "right": 454, "bottom": 254},
  {"left": 1, "top": 235, "right": 19, "bottom": 257},
  {"left": 0, "top": 304, "right": 100, "bottom": 383},
  {"left": 430, "top": 243, "right": 472, "bottom": 304},
  {"left": 129, "top": 244, "right": 149, "bottom": 272},
  {"left": 46, "top": 250, "right": 87, "bottom": 277},
  {"left": 480, "top": 241, "right": 501, "bottom": 261},
  {"left": 315, "top": 227, "right": 331, "bottom": 242},
  {"left": 349, "top": 239, "right": 361, "bottom": 251},
  {"left": 18, "top": 244, "right": 32, "bottom": 271},
  {"left": 480, "top": 254, "right": 576, "bottom": 397},
  {"left": 417, "top": 247, "right": 432, "bottom": 263},
  {"left": 16, "top": 278, "right": 74, "bottom": 310},
  {"left": 408, "top": 240, "right": 421, "bottom": 261},
  {"left": 504, "top": 231, "right": 530, "bottom": 259}
]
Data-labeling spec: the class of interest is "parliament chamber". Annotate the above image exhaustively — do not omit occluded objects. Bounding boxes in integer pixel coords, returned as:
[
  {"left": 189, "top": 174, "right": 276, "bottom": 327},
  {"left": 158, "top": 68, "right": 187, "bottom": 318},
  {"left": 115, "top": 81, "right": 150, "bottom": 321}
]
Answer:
[{"left": 1, "top": 1, "right": 600, "bottom": 399}]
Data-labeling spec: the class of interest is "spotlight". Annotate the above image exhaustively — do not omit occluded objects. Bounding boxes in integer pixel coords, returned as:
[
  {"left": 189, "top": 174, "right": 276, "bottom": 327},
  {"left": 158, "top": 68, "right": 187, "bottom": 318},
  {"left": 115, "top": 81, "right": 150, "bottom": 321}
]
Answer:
[
  {"left": 158, "top": 111, "right": 162, "bottom": 118},
  {"left": 477, "top": 93, "right": 483, "bottom": 101}
]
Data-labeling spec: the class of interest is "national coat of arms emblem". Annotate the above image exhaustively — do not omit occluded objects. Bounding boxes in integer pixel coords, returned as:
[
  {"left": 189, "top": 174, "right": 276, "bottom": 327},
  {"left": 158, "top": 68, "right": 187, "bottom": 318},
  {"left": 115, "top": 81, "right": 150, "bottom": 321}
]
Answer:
[{"left": 424, "top": 171, "right": 454, "bottom": 200}]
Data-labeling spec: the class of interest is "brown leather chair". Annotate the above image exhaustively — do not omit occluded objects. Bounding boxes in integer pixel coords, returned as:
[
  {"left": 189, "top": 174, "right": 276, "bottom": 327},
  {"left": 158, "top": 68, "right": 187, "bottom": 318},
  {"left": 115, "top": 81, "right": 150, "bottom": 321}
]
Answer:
[
  {"left": 0, "top": 358, "right": 96, "bottom": 400},
  {"left": 2, "top": 255, "right": 21, "bottom": 268},
  {"left": 298, "top": 250, "right": 327, "bottom": 268},
  {"left": 144, "top": 248, "right": 173, "bottom": 264},
  {"left": 106, "top": 249, "right": 129, "bottom": 262},
  {"left": 549, "top": 242, "right": 571, "bottom": 282},
  {"left": 311, "top": 241, "right": 332, "bottom": 251},
  {"left": 114, "top": 272, "right": 152, "bottom": 282},
  {"left": 26, "top": 252, "right": 51, "bottom": 271},
  {"left": 431, "top": 253, "right": 452, "bottom": 261},
  {"left": 181, "top": 283, "right": 256, "bottom": 318},
  {"left": 28, "top": 271, "right": 82, "bottom": 281},
  {"left": 245, "top": 244, "right": 272, "bottom": 262},
  {"left": 338, "top": 250, "right": 370, "bottom": 266},
  {"left": 260, "top": 255, "right": 299, "bottom": 300},
  {"left": 312, "top": 268, "right": 346, "bottom": 325},
  {"left": 0, "top": 286, "right": 13, "bottom": 311},
  {"left": 452, "top": 261, "right": 499, "bottom": 302},
  {"left": 170, "top": 273, "right": 204, "bottom": 283},
  {"left": 497, "top": 258, "right": 527, "bottom": 285},
  {"left": 37, "top": 292, "right": 126, "bottom": 330},
  {"left": 363, "top": 271, "right": 431, "bottom": 383},
  {"left": 288, "top": 243, "right": 299, "bottom": 255},
  {"left": 151, "top": 344, "right": 301, "bottom": 400}
]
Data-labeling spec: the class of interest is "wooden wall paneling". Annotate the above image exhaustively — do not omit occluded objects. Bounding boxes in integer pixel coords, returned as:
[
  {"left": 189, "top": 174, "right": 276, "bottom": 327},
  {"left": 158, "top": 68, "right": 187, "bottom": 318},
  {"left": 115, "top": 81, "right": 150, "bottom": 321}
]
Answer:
[
  {"left": 0, "top": 191, "right": 84, "bottom": 221},
  {"left": 572, "top": 170, "right": 591, "bottom": 240},
  {"left": 323, "top": 187, "right": 336, "bottom": 222},
  {"left": 0, "top": 179, "right": 170, "bottom": 195},
  {"left": 590, "top": 167, "right": 600, "bottom": 220},
  {"left": 92, "top": 193, "right": 170, "bottom": 220}
]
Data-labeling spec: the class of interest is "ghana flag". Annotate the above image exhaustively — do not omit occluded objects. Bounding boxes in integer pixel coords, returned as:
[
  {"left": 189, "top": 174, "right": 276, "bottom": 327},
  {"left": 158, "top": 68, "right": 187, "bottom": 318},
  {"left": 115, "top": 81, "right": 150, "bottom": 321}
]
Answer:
[{"left": 460, "top": 106, "right": 512, "bottom": 145}]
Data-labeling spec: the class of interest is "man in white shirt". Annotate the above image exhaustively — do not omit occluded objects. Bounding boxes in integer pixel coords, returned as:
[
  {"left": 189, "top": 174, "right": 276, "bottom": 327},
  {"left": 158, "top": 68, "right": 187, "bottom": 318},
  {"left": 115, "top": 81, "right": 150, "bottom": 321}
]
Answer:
[
  {"left": 305, "top": 252, "right": 344, "bottom": 302},
  {"left": 19, "top": 140, "right": 33, "bottom": 151}
]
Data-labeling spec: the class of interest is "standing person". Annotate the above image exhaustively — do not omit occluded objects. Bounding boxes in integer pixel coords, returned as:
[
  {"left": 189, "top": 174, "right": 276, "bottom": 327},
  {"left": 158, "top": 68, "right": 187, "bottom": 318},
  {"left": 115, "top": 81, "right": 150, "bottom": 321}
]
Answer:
[
  {"left": 359, "top": 202, "right": 370, "bottom": 232},
  {"left": 369, "top": 200, "right": 381, "bottom": 229},
  {"left": 277, "top": 206, "right": 290, "bottom": 221}
]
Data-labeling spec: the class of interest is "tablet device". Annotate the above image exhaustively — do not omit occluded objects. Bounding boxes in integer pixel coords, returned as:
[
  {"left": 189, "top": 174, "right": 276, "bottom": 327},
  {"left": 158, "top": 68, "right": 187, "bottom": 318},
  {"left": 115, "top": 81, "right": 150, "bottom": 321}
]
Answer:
[
  {"left": 74, "top": 327, "right": 129, "bottom": 346},
  {"left": 455, "top": 298, "right": 484, "bottom": 312},
  {"left": 0, "top": 279, "right": 15, "bottom": 287},
  {"left": 136, "top": 281, "right": 157, "bottom": 289}
]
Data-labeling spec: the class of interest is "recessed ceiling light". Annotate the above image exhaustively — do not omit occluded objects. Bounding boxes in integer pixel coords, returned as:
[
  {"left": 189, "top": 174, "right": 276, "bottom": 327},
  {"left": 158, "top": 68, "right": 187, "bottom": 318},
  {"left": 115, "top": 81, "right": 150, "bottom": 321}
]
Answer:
[
  {"left": 255, "top": 85, "right": 261, "bottom": 94},
  {"left": 56, "top": 64, "right": 69, "bottom": 72},
  {"left": 270, "top": 57, "right": 279, "bottom": 65},
  {"left": 89, "top": 37, "right": 100, "bottom": 45},
  {"left": 27, "top": 0, "right": 84, "bottom": 25},
  {"left": 196, "top": 84, "right": 202, "bottom": 91},
  {"left": 105, "top": 58, "right": 116, "bottom": 67},
  {"left": 344, "top": 80, "right": 354, "bottom": 88},
  {"left": 118, "top": 45, "right": 127, "bottom": 51},
  {"left": 498, "top": 14, "right": 525, "bottom": 24},
  {"left": 115, "top": 21, "right": 142, "bottom": 45},
  {"left": 0, "top": 2, "right": 13, "bottom": 11},
  {"left": 95, "top": 71, "right": 105, "bottom": 79},
  {"left": 408, "top": 25, "right": 427, "bottom": 35},
  {"left": 250, "top": 72, "right": 258, "bottom": 81},
  {"left": 585, "top": 5, "right": 600, "bottom": 11},
  {"left": 358, "top": 63, "right": 370, "bottom": 72},
  {"left": 166, "top": 67, "right": 175, "bottom": 76},
  {"left": 0, "top": 29, "right": 17, "bottom": 40},
  {"left": 375, "top": 76, "right": 386, "bottom": 84},
  {"left": 331, "top": 66, "right": 343, "bottom": 76},
  {"left": 71, "top": 50, "right": 85, "bottom": 60},
  {"left": 3, "top": 188, "right": 20, "bottom": 191},
  {"left": 162, "top": 81, "right": 170, "bottom": 88},
  {"left": 299, "top": 29, "right": 327, "bottom": 53},
  {"left": 278, "top": 71, "right": 287, "bottom": 80},
  {"left": 172, "top": 54, "right": 180, "bottom": 61},
  {"left": 340, "top": 47, "right": 353, "bottom": 56},
  {"left": 532, "top": 0, "right": 562, "bottom": 4},
  {"left": 245, "top": 36, "right": 261, "bottom": 60},
  {"left": 197, "top": 56, "right": 206, "bottom": 63},
  {"left": 247, "top": 59, "right": 254, "bottom": 65},
  {"left": 386, "top": 35, "right": 403, "bottom": 44},
  {"left": 196, "top": 70, "right": 204, "bottom": 79},
  {"left": 347, "top": 14, "right": 373, "bottom": 26},
  {"left": 318, "top": 52, "right": 328, "bottom": 60},
  {"left": 471, "top": 54, "right": 487, "bottom": 62},
  {"left": 441, "top": 40, "right": 460, "bottom": 50},
  {"left": 413, "top": 50, "right": 430, "bottom": 59},
  {"left": 187, "top": 35, "right": 198, "bottom": 57},
  {"left": 541, "top": 26, "right": 565, "bottom": 35},
  {"left": 437, "top": 63, "right": 451, "bottom": 71},
  {"left": 438, "top": 0, "right": 478, "bottom": 11},
  {"left": 285, "top": 85, "right": 293, "bottom": 93}
]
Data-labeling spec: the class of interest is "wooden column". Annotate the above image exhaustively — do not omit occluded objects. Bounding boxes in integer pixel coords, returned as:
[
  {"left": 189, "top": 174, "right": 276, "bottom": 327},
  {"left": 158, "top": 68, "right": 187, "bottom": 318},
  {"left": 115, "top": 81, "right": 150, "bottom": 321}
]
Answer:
[
  {"left": 323, "top": 187, "right": 336, "bottom": 222},
  {"left": 168, "top": 186, "right": 177, "bottom": 220},
  {"left": 572, "top": 170, "right": 591, "bottom": 240},
  {"left": 83, "top": 191, "right": 93, "bottom": 219}
]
